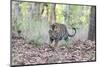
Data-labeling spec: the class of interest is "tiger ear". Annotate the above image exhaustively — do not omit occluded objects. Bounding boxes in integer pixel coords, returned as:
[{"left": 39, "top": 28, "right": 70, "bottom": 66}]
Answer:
[{"left": 51, "top": 24, "right": 56, "bottom": 30}]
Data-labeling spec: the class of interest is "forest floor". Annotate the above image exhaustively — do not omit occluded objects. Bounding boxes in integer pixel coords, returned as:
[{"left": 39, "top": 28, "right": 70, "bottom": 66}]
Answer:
[{"left": 11, "top": 36, "right": 96, "bottom": 66}]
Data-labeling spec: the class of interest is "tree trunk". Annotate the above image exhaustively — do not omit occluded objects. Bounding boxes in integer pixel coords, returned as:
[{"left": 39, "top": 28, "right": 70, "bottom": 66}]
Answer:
[
  {"left": 88, "top": 6, "right": 96, "bottom": 41},
  {"left": 40, "top": 3, "right": 49, "bottom": 22},
  {"left": 12, "top": 2, "right": 20, "bottom": 31},
  {"left": 31, "top": 3, "right": 41, "bottom": 21},
  {"left": 49, "top": 4, "right": 56, "bottom": 24}
]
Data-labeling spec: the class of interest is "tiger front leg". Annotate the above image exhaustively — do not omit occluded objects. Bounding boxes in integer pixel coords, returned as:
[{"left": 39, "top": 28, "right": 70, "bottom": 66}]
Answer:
[
  {"left": 49, "top": 37, "right": 55, "bottom": 47},
  {"left": 49, "top": 37, "right": 54, "bottom": 44},
  {"left": 54, "top": 39, "right": 59, "bottom": 47}
]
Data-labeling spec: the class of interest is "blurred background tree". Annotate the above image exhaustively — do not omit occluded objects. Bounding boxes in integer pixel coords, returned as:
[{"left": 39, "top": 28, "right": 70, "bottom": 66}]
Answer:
[{"left": 88, "top": 6, "right": 96, "bottom": 41}]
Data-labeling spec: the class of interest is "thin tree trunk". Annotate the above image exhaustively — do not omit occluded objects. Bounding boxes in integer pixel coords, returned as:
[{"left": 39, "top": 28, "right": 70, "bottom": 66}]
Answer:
[
  {"left": 49, "top": 4, "right": 56, "bottom": 24},
  {"left": 88, "top": 6, "right": 96, "bottom": 41},
  {"left": 32, "top": 3, "right": 41, "bottom": 21},
  {"left": 12, "top": 2, "right": 20, "bottom": 31}
]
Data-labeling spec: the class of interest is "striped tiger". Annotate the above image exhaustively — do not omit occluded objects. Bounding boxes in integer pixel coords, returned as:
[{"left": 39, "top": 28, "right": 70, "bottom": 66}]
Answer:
[{"left": 49, "top": 23, "right": 76, "bottom": 46}]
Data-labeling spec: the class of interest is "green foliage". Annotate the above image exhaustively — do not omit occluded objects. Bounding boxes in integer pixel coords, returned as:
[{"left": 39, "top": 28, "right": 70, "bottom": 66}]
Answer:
[
  {"left": 63, "top": 5, "right": 91, "bottom": 29},
  {"left": 56, "top": 4, "right": 64, "bottom": 23},
  {"left": 19, "top": 2, "right": 29, "bottom": 17}
]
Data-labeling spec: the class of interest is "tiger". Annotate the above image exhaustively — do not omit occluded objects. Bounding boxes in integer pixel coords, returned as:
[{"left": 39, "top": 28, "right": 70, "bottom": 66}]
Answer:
[{"left": 49, "top": 23, "right": 76, "bottom": 47}]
